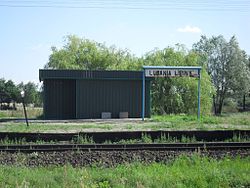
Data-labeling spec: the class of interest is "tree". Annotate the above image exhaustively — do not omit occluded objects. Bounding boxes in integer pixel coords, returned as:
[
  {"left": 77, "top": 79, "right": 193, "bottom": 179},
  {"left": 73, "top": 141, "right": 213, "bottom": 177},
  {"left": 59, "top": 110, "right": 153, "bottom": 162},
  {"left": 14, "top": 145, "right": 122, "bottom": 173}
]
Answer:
[
  {"left": 18, "top": 82, "right": 41, "bottom": 106},
  {"left": 45, "top": 35, "right": 141, "bottom": 70},
  {"left": 242, "top": 54, "right": 250, "bottom": 110},
  {"left": 193, "top": 35, "right": 250, "bottom": 115},
  {"left": 0, "top": 78, "right": 20, "bottom": 109},
  {"left": 143, "top": 47, "right": 214, "bottom": 115},
  {"left": 4, "top": 80, "right": 20, "bottom": 109},
  {"left": 45, "top": 35, "right": 214, "bottom": 115},
  {"left": 0, "top": 78, "right": 6, "bottom": 109},
  {"left": 0, "top": 78, "right": 42, "bottom": 108}
]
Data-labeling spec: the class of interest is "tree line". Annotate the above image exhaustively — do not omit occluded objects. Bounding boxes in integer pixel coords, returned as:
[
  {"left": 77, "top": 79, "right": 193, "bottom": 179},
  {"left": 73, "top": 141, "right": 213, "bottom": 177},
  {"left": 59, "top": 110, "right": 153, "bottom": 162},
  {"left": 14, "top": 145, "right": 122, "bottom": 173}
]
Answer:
[
  {"left": 0, "top": 79, "right": 42, "bottom": 109},
  {"left": 3, "top": 34, "right": 249, "bottom": 115},
  {"left": 45, "top": 35, "right": 250, "bottom": 115},
  {"left": 193, "top": 35, "right": 250, "bottom": 114}
]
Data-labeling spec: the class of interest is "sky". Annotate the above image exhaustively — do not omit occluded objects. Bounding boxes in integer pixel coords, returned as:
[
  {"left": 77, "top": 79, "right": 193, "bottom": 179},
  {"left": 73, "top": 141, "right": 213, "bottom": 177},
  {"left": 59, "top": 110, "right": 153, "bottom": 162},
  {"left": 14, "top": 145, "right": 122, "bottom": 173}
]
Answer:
[{"left": 1, "top": 0, "right": 250, "bottom": 84}]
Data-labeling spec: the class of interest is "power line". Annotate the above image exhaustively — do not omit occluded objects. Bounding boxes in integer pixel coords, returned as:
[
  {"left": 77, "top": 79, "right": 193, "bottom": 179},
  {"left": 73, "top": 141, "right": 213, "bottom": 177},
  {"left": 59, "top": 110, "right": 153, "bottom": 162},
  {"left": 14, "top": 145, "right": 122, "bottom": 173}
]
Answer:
[{"left": 0, "top": 0, "right": 249, "bottom": 11}]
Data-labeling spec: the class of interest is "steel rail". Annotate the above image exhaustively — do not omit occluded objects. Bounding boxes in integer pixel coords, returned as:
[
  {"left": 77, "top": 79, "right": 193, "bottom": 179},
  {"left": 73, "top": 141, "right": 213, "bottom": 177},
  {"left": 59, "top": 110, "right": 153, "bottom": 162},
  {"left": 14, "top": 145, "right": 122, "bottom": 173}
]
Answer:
[{"left": 0, "top": 142, "right": 249, "bottom": 153}]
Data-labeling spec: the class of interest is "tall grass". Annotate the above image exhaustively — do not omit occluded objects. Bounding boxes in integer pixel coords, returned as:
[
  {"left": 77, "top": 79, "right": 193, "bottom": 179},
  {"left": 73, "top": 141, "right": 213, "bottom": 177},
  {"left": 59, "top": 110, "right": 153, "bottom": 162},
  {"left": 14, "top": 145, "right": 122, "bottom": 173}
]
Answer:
[
  {"left": 0, "top": 155, "right": 249, "bottom": 187},
  {"left": 0, "top": 107, "right": 43, "bottom": 119}
]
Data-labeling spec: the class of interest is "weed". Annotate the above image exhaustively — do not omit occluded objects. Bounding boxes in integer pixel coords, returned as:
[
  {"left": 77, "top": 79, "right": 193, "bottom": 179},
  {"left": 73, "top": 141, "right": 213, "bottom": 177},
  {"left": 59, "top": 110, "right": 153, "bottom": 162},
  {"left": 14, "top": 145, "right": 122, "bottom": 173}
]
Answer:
[
  {"left": 141, "top": 133, "right": 152, "bottom": 143},
  {"left": 1, "top": 133, "right": 249, "bottom": 145},
  {"left": 103, "top": 140, "right": 112, "bottom": 144},
  {"left": 0, "top": 107, "right": 43, "bottom": 119},
  {"left": 73, "top": 135, "right": 94, "bottom": 144},
  {"left": 0, "top": 137, "right": 26, "bottom": 145},
  {"left": 0, "top": 156, "right": 249, "bottom": 187},
  {"left": 225, "top": 134, "right": 250, "bottom": 142},
  {"left": 181, "top": 135, "right": 197, "bottom": 143}
]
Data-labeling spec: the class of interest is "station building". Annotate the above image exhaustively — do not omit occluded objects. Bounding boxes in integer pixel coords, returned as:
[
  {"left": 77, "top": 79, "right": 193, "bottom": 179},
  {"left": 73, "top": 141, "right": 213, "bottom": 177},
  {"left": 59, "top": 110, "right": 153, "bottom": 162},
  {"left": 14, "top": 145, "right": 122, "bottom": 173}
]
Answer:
[{"left": 39, "top": 69, "right": 151, "bottom": 119}]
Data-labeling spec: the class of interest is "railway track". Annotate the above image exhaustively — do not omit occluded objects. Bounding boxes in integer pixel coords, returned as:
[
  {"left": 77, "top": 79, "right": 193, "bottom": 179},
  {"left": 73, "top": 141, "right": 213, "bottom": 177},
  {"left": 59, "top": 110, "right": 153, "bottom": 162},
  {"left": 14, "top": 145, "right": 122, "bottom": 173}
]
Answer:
[
  {"left": 1, "top": 130, "right": 250, "bottom": 142},
  {"left": 1, "top": 142, "right": 249, "bottom": 153}
]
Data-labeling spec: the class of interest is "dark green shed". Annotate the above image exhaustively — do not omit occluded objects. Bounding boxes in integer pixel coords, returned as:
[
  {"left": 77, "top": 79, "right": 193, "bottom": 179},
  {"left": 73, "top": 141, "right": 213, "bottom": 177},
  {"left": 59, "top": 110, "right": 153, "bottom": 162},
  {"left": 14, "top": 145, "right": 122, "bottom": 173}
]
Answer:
[{"left": 39, "top": 70, "right": 151, "bottom": 119}]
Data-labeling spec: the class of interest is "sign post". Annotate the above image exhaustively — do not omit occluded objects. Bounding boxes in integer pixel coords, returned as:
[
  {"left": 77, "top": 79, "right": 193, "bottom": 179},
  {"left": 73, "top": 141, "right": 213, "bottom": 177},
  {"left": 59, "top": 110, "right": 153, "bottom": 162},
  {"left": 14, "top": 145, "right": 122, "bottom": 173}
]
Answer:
[
  {"left": 142, "top": 66, "right": 202, "bottom": 121},
  {"left": 20, "top": 91, "right": 29, "bottom": 127},
  {"left": 142, "top": 70, "right": 145, "bottom": 121},
  {"left": 197, "top": 69, "right": 201, "bottom": 120}
]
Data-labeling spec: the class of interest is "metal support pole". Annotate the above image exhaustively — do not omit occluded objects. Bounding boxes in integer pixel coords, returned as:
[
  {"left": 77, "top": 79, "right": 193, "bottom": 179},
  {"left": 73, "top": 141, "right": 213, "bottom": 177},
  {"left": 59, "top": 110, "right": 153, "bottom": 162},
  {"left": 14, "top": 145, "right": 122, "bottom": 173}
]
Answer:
[
  {"left": 197, "top": 70, "right": 201, "bottom": 121},
  {"left": 142, "top": 69, "right": 145, "bottom": 121},
  {"left": 22, "top": 98, "right": 29, "bottom": 127},
  {"left": 75, "top": 79, "right": 78, "bottom": 119}
]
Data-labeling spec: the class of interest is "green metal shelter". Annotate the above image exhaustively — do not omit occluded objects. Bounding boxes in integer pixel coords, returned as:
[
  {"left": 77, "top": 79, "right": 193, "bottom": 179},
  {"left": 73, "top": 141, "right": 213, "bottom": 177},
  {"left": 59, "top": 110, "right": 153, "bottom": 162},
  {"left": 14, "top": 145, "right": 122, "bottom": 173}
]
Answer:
[{"left": 39, "top": 69, "right": 151, "bottom": 119}]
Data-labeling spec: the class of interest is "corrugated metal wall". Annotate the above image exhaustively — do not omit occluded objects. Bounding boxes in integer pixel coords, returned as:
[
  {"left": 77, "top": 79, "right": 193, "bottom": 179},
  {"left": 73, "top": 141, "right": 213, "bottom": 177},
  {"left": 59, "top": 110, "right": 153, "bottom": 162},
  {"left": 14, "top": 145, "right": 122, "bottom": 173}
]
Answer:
[
  {"left": 40, "top": 69, "right": 143, "bottom": 80},
  {"left": 76, "top": 80, "right": 150, "bottom": 118},
  {"left": 42, "top": 70, "right": 151, "bottom": 119},
  {"left": 44, "top": 79, "right": 76, "bottom": 119}
]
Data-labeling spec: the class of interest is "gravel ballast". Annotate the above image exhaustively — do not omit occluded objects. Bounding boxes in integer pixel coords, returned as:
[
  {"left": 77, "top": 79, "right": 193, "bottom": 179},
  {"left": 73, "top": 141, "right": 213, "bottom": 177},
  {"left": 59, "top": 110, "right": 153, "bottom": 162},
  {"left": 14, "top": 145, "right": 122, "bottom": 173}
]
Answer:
[{"left": 0, "top": 149, "right": 249, "bottom": 167}]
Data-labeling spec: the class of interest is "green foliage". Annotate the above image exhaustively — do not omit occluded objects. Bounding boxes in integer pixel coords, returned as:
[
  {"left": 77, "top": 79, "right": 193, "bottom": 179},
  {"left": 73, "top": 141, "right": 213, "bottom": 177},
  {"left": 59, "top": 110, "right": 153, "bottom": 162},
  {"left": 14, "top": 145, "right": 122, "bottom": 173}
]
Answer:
[
  {"left": 0, "top": 156, "right": 249, "bottom": 187},
  {"left": 1, "top": 133, "right": 249, "bottom": 145},
  {"left": 18, "top": 82, "right": 42, "bottom": 107},
  {"left": 74, "top": 135, "right": 94, "bottom": 144},
  {"left": 45, "top": 35, "right": 141, "bottom": 71},
  {"left": 0, "top": 78, "right": 20, "bottom": 109},
  {"left": 45, "top": 36, "right": 214, "bottom": 115},
  {"left": 0, "top": 137, "right": 57, "bottom": 145},
  {"left": 144, "top": 48, "right": 214, "bottom": 115},
  {"left": 193, "top": 35, "right": 250, "bottom": 114},
  {"left": 222, "top": 98, "right": 239, "bottom": 113},
  {"left": 141, "top": 133, "right": 153, "bottom": 143},
  {"left": 0, "top": 137, "right": 26, "bottom": 145},
  {"left": 152, "top": 112, "right": 250, "bottom": 126},
  {"left": 0, "top": 78, "right": 42, "bottom": 108}
]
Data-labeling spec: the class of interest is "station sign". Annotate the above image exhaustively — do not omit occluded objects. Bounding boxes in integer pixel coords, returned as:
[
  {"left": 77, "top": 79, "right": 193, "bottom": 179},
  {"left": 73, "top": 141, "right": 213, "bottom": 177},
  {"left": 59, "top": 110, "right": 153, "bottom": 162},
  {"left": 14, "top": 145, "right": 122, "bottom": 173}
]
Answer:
[{"left": 145, "top": 69, "right": 199, "bottom": 78}]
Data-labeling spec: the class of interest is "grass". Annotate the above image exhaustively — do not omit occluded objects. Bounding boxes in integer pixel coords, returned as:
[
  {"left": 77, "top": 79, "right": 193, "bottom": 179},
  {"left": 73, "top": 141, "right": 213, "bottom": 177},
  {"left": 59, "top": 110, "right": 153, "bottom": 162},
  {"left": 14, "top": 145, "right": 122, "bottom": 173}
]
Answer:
[
  {"left": 0, "top": 155, "right": 249, "bottom": 187},
  {"left": 149, "top": 112, "right": 250, "bottom": 130},
  {"left": 152, "top": 112, "right": 250, "bottom": 125},
  {"left": 0, "top": 123, "right": 115, "bottom": 133},
  {"left": 0, "top": 107, "right": 43, "bottom": 119},
  {"left": 1, "top": 133, "right": 249, "bottom": 145},
  {"left": 0, "top": 112, "right": 249, "bottom": 133},
  {"left": 0, "top": 137, "right": 57, "bottom": 145}
]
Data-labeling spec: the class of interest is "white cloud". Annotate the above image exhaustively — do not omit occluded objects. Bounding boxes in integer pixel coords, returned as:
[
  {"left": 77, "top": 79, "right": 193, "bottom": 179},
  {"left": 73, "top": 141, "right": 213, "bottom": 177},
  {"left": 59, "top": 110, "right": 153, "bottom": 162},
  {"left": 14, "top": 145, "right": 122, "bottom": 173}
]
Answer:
[{"left": 177, "top": 25, "right": 202, "bottom": 33}]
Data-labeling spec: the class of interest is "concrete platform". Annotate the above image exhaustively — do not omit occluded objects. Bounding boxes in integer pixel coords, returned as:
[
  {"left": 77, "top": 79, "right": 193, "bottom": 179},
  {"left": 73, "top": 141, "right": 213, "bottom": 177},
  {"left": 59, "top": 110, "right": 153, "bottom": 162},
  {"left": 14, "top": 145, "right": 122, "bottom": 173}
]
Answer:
[{"left": 0, "top": 118, "right": 145, "bottom": 124}]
